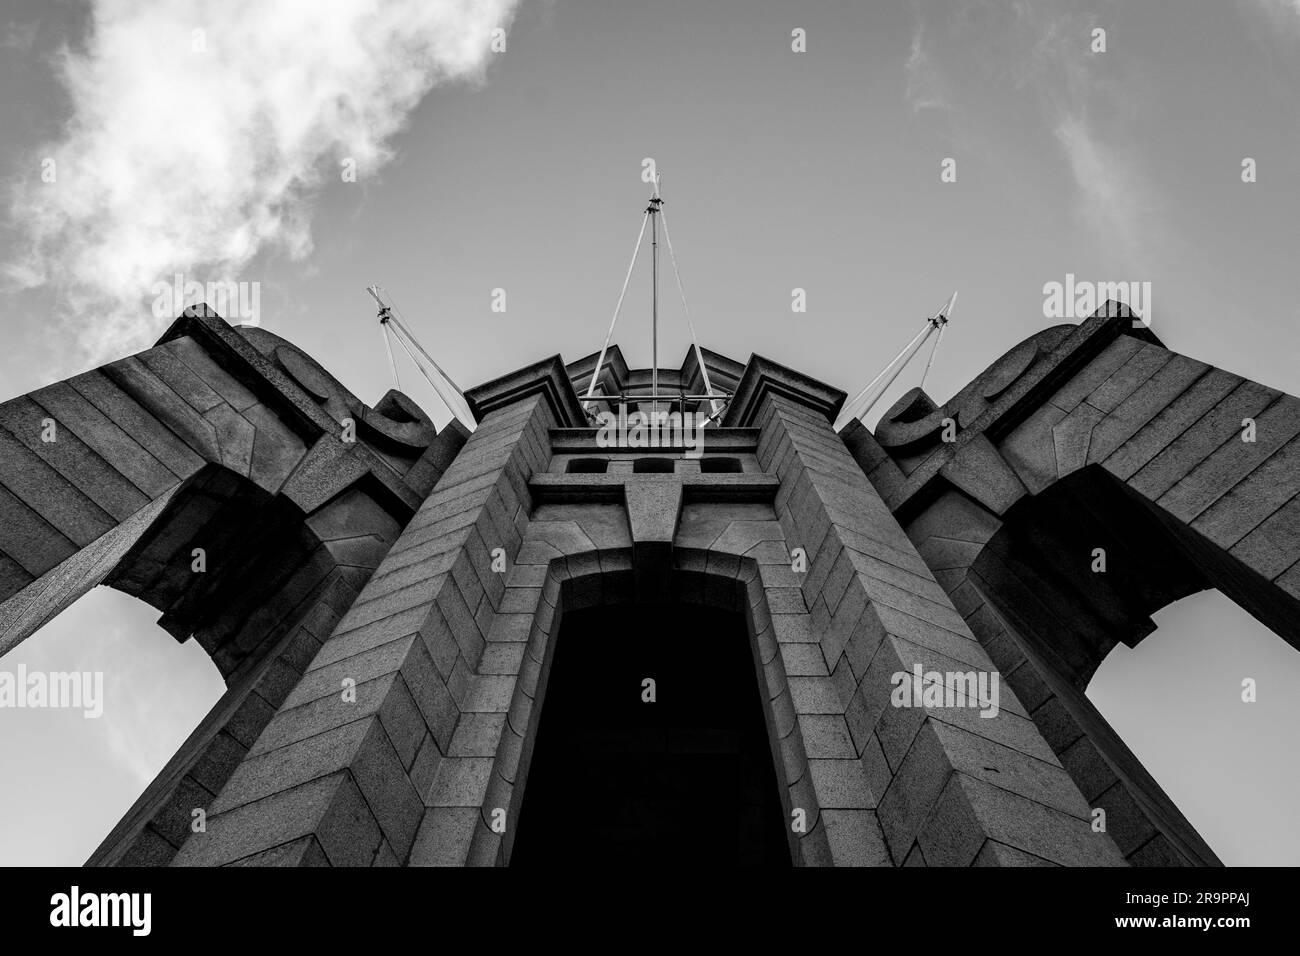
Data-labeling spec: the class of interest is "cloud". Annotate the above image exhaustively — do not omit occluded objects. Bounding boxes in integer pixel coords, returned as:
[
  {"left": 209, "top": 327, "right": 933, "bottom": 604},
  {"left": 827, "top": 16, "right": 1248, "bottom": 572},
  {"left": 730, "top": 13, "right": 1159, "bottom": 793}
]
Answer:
[
  {"left": 903, "top": 1, "right": 1159, "bottom": 266},
  {"left": 904, "top": 19, "right": 952, "bottom": 114},
  {"left": 11, "top": 604, "right": 217, "bottom": 789},
  {"left": 1244, "top": 0, "right": 1300, "bottom": 44},
  {"left": 1249, "top": 0, "right": 1300, "bottom": 28},
  {"left": 1003, "top": 1, "right": 1157, "bottom": 264},
  {"left": 1053, "top": 112, "right": 1147, "bottom": 262},
  {"left": 6, "top": 0, "right": 522, "bottom": 365},
  {"left": 1, "top": 20, "right": 39, "bottom": 53}
]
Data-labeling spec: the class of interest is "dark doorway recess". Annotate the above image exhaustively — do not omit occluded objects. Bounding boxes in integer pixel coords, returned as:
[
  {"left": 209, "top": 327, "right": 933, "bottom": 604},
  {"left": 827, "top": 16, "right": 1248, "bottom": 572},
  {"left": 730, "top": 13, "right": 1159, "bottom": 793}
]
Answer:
[{"left": 511, "top": 602, "right": 790, "bottom": 866}]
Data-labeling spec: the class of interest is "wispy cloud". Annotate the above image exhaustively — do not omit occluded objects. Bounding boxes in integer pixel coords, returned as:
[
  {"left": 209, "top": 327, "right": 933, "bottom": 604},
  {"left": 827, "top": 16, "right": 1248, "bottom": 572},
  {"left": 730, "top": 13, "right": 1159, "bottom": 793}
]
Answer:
[
  {"left": 1249, "top": 0, "right": 1300, "bottom": 29},
  {"left": 6, "top": 0, "right": 522, "bottom": 366},
  {"left": 1053, "top": 112, "right": 1148, "bottom": 262},
  {"left": 904, "top": 19, "right": 952, "bottom": 114},
  {"left": 1004, "top": 1, "right": 1158, "bottom": 265},
  {"left": 15, "top": 612, "right": 217, "bottom": 788},
  {"left": 0, "top": 20, "right": 39, "bottom": 53},
  {"left": 905, "top": 1, "right": 1153, "bottom": 263}
]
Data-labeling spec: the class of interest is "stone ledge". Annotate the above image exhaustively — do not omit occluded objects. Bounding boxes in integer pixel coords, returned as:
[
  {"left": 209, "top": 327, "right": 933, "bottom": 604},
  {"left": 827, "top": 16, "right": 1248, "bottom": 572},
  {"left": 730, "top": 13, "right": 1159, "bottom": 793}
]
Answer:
[
  {"left": 465, "top": 355, "right": 587, "bottom": 428},
  {"left": 723, "top": 354, "right": 846, "bottom": 427},
  {"left": 548, "top": 426, "right": 760, "bottom": 453},
  {"left": 870, "top": 305, "right": 1165, "bottom": 523},
  {"left": 528, "top": 472, "right": 780, "bottom": 504}
]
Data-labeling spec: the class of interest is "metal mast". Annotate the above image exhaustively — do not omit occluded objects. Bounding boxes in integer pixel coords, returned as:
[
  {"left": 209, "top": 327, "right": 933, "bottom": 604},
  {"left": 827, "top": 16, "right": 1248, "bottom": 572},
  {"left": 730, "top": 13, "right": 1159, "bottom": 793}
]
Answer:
[
  {"left": 831, "top": 290, "right": 957, "bottom": 432},
  {"left": 584, "top": 172, "right": 726, "bottom": 422},
  {"left": 649, "top": 191, "right": 662, "bottom": 415},
  {"left": 365, "top": 285, "right": 476, "bottom": 431}
]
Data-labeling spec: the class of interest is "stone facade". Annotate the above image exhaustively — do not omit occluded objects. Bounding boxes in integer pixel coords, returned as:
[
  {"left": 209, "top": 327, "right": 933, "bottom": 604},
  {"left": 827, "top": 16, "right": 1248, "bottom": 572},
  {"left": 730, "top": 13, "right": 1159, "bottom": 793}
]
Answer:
[{"left": 0, "top": 301, "right": 1293, "bottom": 865}]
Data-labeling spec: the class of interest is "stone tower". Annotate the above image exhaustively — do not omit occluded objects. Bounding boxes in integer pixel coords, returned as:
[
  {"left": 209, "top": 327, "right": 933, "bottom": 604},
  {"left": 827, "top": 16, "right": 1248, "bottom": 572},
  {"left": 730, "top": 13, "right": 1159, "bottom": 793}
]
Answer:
[{"left": 1, "top": 302, "right": 1294, "bottom": 866}]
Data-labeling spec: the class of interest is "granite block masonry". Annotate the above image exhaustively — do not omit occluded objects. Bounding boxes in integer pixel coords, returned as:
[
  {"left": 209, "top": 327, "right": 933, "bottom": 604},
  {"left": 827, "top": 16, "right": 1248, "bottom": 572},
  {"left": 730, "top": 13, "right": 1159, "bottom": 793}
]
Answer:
[{"left": 1, "top": 300, "right": 1293, "bottom": 865}]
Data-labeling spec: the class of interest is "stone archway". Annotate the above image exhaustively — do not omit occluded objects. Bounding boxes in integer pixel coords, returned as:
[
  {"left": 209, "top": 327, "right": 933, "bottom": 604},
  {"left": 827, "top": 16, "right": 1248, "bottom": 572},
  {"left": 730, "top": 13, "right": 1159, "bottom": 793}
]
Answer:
[
  {"left": 403, "top": 481, "right": 884, "bottom": 868},
  {"left": 0, "top": 307, "right": 467, "bottom": 865},
  {"left": 483, "top": 543, "right": 864, "bottom": 868},
  {"left": 505, "top": 564, "right": 794, "bottom": 866},
  {"left": 861, "top": 304, "right": 1300, "bottom": 865},
  {"left": 84, "top": 461, "right": 405, "bottom": 865}
]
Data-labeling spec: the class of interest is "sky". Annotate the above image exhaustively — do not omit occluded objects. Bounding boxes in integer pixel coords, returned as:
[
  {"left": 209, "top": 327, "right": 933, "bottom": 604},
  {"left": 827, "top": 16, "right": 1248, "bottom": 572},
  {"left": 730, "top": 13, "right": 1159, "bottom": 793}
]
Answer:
[{"left": 1, "top": 0, "right": 1299, "bottom": 865}]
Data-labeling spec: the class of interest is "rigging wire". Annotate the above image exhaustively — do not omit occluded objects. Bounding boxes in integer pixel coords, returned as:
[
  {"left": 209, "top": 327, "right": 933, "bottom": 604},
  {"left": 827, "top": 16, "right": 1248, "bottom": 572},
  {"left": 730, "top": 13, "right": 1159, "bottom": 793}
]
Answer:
[
  {"left": 658, "top": 201, "right": 721, "bottom": 419},
  {"left": 917, "top": 290, "right": 955, "bottom": 395},
  {"left": 380, "top": 320, "right": 401, "bottom": 391},
  {"left": 860, "top": 326, "right": 932, "bottom": 419},
  {"left": 386, "top": 319, "right": 474, "bottom": 430},
  {"left": 833, "top": 320, "right": 933, "bottom": 430},
  {"left": 919, "top": 320, "right": 945, "bottom": 391},
  {"left": 367, "top": 285, "right": 476, "bottom": 430},
  {"left": 585, "top": 210, "right": 652, "bottom": 408},
  {"left": 833, "top": 291, "right": 957, "bottom": 431},
  {"left": 378, "top": 289, "right": 467, "bottom": 395}
]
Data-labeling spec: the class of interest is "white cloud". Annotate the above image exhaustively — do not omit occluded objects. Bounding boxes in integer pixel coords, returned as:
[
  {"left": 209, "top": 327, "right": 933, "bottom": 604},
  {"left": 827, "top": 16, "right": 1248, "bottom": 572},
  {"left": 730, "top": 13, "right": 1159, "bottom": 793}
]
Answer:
[
  {"left": 904, "top": 19, "right": 951, "bottom": 114},
  {"left": 1001, "top": 1, "right": 1157, "bottom": 264},
  {"left": 903, "top": 0, "right": 1158, "bottom": 266},
  {"left": 6, "top": 0, "right": 522, "bottom": 365},
  {"left": 1053, "top": 112, "right": 1146, "bottom": 263}
]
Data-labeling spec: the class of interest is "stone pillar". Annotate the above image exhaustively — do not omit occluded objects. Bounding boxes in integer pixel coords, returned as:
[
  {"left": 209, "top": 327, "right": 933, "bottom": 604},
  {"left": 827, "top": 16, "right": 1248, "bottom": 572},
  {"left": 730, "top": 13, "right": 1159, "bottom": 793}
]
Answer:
[
  {"left": 728, "top": 356, "right": 1126, "bottom": 866},
  {"left": 171, "top": 359, "right": 577, "bottom": 865}
]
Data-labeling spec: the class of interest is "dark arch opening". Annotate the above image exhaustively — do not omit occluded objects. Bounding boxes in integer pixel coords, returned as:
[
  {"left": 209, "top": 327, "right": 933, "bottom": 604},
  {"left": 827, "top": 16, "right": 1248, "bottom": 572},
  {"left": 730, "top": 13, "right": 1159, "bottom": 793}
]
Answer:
[
  {"left": 0, "top": 459, "right": 403, "bottom": 866},
  {"left": 511, "top": 600, "right": 790, "bottom": 866},
  {"left": 980, "top": 464, "right": 1299, "bottom": 694},
  {"left": 1090, "top": 589, "right": 1300, "bottom": 865},
  {"left": 970, "top": 464, "right": 1300, "bottom": 865},
  {"left": 0, "top": 585, "right": 224, "bottom": 865}
]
